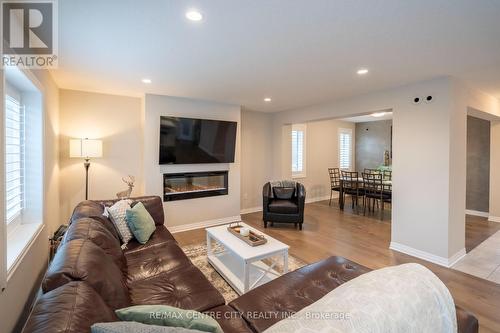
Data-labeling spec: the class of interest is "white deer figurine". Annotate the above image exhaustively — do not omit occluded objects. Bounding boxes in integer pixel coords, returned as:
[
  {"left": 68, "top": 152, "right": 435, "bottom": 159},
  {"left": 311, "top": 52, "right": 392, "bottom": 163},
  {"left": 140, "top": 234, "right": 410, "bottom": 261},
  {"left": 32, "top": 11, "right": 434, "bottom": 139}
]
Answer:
[{"left": 116, "top": 175, "right": 135, "bottom": 199}]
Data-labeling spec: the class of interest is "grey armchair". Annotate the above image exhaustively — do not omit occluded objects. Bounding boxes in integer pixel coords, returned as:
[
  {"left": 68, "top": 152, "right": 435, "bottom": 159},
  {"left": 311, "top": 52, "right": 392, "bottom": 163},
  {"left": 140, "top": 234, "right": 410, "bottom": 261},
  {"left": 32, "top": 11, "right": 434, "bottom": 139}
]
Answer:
[{"left": 262, "top": 181, "right": 306, "bottom": 230}]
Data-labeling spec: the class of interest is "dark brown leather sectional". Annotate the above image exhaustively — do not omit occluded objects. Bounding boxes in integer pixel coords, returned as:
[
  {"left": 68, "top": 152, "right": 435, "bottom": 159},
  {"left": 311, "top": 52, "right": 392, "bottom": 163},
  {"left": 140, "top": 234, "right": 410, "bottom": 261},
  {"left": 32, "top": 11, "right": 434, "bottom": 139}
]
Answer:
[{"left": 22, "top": 196, "right": 478, "bottom": 333}]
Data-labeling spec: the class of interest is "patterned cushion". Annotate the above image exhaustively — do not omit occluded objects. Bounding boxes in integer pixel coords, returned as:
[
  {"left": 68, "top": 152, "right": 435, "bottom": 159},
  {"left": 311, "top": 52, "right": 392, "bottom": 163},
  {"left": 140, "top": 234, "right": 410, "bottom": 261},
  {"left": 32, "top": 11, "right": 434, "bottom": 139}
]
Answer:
[{"left": 105, "top": 199, "right": 133, "bottom": 245}]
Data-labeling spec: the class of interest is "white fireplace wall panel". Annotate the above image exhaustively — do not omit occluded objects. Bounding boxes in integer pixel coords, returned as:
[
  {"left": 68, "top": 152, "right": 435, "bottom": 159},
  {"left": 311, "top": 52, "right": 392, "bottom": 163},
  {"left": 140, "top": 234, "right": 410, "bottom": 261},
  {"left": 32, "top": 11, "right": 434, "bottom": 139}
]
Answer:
[{"left": 143, "top": 94, "right": 241, "bottom": 229}]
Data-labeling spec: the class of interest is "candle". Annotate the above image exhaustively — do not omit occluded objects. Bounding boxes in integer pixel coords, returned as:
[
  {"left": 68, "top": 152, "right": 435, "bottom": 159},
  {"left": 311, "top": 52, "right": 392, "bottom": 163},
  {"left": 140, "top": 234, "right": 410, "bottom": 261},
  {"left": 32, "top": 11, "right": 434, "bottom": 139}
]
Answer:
[{"left": 240, "top": 227, "right": 250, "bottom": 237}]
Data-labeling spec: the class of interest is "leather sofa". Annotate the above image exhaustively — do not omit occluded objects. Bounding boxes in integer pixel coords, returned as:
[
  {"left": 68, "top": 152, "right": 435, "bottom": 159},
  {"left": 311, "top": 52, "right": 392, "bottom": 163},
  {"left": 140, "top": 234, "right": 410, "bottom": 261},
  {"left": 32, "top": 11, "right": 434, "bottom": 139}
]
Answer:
[
  {"left": 263, "top": 182, "right": 306, "bottom": 230},
  {"left": 22, "top": 196, "right": 478, "bottom": 333},
  {"left": 227, "top": 257, "right": 478, "bottom": 333}
]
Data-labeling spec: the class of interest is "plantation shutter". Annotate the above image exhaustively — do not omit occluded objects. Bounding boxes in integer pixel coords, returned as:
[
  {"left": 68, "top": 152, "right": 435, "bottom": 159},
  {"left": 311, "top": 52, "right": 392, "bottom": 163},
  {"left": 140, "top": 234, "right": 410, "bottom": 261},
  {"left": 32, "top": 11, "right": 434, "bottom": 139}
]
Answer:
[
  {"left": 5, "top": 95, "right": 25, "bottom": 224},
  {"left": 339, "top": 129, "right": 352, "bottom": 170},
  {"left": 292, "top": 129, "right": 304, "bottom": 173}
]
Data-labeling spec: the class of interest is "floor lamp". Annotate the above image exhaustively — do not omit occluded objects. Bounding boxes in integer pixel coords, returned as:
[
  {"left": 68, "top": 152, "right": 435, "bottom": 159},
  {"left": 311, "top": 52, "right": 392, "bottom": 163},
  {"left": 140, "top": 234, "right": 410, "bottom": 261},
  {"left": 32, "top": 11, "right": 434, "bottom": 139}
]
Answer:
[{"left": 70, "top": 138, "right": 103, "bottom": 200}]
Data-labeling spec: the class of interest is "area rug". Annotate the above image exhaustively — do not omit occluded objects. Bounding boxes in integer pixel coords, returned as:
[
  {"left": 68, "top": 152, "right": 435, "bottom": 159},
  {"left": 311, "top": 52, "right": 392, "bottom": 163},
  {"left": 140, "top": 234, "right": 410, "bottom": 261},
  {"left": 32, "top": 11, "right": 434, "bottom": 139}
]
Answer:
[{"left": 181, "top": 242, "right": 306, "bottom": 302}]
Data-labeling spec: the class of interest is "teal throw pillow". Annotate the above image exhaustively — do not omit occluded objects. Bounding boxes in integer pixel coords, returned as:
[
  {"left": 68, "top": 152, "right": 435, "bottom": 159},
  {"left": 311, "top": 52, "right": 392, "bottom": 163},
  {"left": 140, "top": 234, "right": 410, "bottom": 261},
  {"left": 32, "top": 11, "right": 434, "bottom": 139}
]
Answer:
[
  {"left": 115, "top": 305, "right": 223, "bottom": 333},
  {"left": 126, "top": 202, "right": 156, "bottom": 244}
]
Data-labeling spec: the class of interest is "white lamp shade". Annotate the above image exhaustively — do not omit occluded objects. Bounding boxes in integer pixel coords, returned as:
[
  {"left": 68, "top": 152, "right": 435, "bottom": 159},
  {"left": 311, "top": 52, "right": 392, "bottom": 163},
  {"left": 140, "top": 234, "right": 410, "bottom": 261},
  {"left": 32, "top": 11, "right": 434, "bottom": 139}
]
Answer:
[{"left": 70, "top": 139, "right": 103, "bottom": 158}]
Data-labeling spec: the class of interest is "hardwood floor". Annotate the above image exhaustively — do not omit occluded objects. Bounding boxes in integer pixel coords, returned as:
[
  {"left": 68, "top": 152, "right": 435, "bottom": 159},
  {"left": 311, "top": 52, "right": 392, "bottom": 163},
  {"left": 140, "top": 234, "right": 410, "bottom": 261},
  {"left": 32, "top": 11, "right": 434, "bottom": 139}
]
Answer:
[
  {"left": 174, "top": 200, "right": 500, "bottom": 333},
  {"left": 465, "top": 214, "right": 500, "bottom": 252}
]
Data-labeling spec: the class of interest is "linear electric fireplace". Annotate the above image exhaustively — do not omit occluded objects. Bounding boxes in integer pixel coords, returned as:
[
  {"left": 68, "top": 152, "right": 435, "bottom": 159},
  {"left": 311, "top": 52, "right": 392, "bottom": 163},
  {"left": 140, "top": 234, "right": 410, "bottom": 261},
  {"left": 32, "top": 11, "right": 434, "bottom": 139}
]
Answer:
[{"left": 163, "top": 171, "right": 228, "bottom": 201}]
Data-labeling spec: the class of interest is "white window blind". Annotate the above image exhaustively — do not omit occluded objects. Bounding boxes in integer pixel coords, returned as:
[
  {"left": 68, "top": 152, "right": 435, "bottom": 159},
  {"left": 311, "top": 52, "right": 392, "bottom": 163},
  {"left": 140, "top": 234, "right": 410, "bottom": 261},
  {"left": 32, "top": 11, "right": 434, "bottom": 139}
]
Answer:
[
  {"left": 292, "top": 131, "right": 303, "bottom": 172},
  {"left": 5, "top": 95, "right": 25, "bottom": 225},
  {"left": 339, "top": 128, "right": 352, "bottom": 170},
  {"left": 291, "top": 124, "right": 306, "bottom": 177}
]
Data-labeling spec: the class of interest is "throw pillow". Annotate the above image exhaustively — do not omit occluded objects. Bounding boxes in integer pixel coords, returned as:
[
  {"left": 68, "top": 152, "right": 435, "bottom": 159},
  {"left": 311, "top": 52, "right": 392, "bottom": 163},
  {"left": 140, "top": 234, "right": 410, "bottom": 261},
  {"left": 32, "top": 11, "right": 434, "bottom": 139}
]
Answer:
[
  {"left": 273, "top": 187, "right": 295, "bottom": 200},
  {"left": 105, "top": 199, "right": 133, "bottom": 245},
  {"left": 126, "top": 202, "right": 156, "bottom": 244},
  {"left": 91, "top": 321, "right": 205, "bottom": 333},
  {"left": 115, "top": 305, "right": 223, "bottom": 333}
]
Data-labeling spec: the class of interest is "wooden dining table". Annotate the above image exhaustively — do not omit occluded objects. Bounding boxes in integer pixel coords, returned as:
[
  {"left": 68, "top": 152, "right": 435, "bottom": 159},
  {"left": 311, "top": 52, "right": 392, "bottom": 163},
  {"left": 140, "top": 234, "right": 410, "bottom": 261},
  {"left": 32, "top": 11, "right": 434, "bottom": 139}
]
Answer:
[{"left": 338, "top": 177, "right": 392, "bottom": 210}]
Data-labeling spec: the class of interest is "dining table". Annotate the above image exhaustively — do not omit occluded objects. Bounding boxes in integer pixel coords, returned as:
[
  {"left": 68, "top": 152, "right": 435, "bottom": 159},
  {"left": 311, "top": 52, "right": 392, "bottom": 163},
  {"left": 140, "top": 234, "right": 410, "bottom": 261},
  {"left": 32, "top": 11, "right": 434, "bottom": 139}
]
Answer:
[{"left": 338, "top": 177, "right": 392, "bottom": 210}]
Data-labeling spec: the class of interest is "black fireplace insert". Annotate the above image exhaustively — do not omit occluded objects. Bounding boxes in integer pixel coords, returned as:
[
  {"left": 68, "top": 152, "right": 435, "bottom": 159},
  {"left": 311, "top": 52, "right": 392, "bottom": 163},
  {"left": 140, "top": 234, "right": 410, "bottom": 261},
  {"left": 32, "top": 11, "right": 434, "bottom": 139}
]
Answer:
[{"left": 163, "top": 171, "right": 228, "bottom": 201}]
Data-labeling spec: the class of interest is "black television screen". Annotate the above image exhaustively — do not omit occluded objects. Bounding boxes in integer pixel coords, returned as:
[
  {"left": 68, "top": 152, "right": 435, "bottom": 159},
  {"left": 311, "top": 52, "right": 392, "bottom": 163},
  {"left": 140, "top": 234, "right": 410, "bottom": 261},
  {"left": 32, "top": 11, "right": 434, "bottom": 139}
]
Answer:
[{"left": 159, "top": 116, "right": 237, "bottom": 164}]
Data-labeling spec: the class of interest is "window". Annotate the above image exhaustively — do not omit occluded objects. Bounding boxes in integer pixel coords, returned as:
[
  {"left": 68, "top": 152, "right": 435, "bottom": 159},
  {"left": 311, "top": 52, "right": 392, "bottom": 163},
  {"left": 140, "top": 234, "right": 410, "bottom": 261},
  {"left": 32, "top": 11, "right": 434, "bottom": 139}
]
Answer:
[
  {"left": 291, "top": 124, "right": 306, "bottom": 178},
  {"left": 5, "top": 95, "right": 25, "bottom": 229},
  {"left": 339, "top": 128, "right": 352, "bottom": 170},
  {"left": 2, "top": 67, "right": 44, "bottom": 285}
]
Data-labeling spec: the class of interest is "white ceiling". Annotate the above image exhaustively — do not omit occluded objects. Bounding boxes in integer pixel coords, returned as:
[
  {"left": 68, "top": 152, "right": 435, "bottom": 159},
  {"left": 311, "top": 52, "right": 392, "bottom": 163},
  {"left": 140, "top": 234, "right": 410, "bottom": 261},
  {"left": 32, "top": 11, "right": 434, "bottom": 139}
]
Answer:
[
  {"left": 341, "top": 112, "right": 393, "bottom": 123},
  {"left": 51, "top": 0, "right": 500, "bottom": 112}
]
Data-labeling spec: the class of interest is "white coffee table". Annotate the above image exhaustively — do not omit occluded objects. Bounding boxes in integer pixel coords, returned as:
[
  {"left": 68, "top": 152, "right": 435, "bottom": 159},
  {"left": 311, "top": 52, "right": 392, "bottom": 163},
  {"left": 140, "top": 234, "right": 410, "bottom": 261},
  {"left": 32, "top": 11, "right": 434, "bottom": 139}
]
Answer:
[{"left": 206, "top": 222, "right": 289, "bottom": 295}]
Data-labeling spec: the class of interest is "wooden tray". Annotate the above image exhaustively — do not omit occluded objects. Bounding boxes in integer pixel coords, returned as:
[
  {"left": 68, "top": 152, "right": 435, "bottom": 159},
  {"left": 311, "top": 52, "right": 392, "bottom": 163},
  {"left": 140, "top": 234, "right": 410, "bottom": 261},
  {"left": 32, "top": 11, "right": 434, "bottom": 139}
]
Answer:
[{"left": 227, "top": 223, "right": 267, "bottom": 246}]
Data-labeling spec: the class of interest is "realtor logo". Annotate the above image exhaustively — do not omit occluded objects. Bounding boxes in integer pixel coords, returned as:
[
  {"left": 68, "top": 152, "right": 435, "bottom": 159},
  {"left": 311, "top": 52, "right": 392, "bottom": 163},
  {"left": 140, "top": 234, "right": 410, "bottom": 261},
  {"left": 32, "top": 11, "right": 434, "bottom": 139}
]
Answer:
[{"left": 1, "top": 0, "right": 58, "bottom": 68}]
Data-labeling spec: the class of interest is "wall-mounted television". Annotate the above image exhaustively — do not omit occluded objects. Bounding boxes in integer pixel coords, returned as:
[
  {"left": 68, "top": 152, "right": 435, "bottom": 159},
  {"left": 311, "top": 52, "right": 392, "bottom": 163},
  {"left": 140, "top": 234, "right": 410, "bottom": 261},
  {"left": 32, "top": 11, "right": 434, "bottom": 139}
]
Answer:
[{"left": 159, "top": 116, "right": 237, "bottom": 164}]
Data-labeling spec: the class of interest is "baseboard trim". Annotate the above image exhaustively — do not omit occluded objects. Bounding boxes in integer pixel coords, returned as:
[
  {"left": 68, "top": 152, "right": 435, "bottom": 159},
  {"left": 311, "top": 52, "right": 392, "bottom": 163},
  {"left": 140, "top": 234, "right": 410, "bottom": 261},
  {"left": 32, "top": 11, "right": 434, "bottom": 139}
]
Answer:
[
  {"left": 305, "top": 194, "right": 337, "bottom": 204},
  {"left": 390, "top": 242, "right": 466, "bottom": 268},
  {"left": 448, "top": 248, "right": 467, "bottom": 267},
  {"left": 465, "top": 209, "right": 489, "bottom": 218},
  {"left": 488, "top": 216, "right": 500, "bottom": 223},
  {"left": 168, "top": 215, "right": 241, "bottom": 234},
  {"left": 240, "top": 207, "right": 262, "bottom": 215},
  {"left": 240, "top": 194, "right": 338, "bottom": 215}
]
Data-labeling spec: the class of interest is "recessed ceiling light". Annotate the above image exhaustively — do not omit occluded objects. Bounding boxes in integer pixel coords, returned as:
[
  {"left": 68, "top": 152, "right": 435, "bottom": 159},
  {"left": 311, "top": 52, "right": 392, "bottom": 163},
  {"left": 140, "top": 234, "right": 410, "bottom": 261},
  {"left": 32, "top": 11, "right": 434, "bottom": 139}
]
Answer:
[
  {"left": 357, "top": 68, "right": 369, "bottom": 75},
  {"left": 264, "top": 97, "right": 272, "bottom": 102},
  {"left": 371, "top": 112, "right": 386, "bottom": 117},
  {"left": 142, "top": 78, "right": 152, "bottom": 84},
  {"left": 186, "top": 10, "right": 203, "bottom": 21}
]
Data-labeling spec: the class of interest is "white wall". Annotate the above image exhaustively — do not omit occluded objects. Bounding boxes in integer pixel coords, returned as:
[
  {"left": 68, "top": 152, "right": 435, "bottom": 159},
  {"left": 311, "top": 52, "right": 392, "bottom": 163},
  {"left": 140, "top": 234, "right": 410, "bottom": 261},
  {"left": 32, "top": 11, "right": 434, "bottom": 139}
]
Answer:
[
  {"left": 143, "top": 94, "right": 241, "bottom": 230},
  {"left": 271, "top": 87, "right": 396, "bottom": 180},
  {"left": 451, "top": 82, "right": 500, "bottom": 224},
  {"left": 57, "top": 91, "right": 242, "bottom": 229},
  {"left": 239, "top": 112, "right": 355, "bottom": 213},
  {"left": 0, "top": 69, "right": 60, "bottom": 333},
  {"left": 391, "top": 79, "right": 456, "bottom": 262},
  {"left": 23, "top": 92, "right": 44, "bottom": 225},
  {"left": 240, "top": 109, "right": 273, "bottom": 212},
  {"left": 58, "top": 90, "right": 143, "bottom": 222},
  {"left": 268, "top": 76, "right": 500, "bottom": 266},
  {"left": 280, "top": 119, "right": 356, "bottom": 201},
  {"left": 490, "top": 121, "right": 500, "bottom": 221}
]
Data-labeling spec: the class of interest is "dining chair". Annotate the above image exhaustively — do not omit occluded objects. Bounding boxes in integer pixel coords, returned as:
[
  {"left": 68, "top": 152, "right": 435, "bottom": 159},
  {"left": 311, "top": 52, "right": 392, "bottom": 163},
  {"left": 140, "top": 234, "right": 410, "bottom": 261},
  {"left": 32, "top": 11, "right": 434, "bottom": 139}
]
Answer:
[
  {"left": 364, "top": 168, "right": 382, "bottom": 175},
  {"left": 328, "top": 168, "right": 341, "bottom": 206},
  {"left": 362, "top": 172, "right": 391, "bottom": 220},
  {"left": 363, "top": 168, "right": 381, "bottom": 207},
  {"left": 341, "top": 170, "right": 364, "bottom": 211}
]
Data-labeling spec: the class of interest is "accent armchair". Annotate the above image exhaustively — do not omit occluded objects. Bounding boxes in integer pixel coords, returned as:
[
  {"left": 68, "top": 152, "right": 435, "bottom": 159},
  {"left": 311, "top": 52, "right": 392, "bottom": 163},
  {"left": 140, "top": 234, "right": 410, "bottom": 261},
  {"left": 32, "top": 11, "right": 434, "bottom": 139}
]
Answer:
[{"left": 263, "top": 181, "right": 306, "bottom": 230}]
